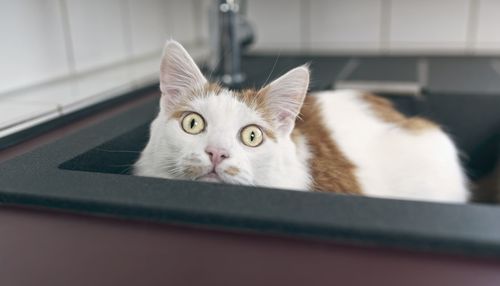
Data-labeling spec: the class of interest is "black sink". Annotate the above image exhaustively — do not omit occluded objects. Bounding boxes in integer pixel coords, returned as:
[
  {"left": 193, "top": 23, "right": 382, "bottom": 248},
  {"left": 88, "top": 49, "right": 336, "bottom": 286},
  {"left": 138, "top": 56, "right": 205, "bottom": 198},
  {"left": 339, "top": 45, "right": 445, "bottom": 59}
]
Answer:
[{"left": 1, "top": 55, "right": 500, "bottom": 259}]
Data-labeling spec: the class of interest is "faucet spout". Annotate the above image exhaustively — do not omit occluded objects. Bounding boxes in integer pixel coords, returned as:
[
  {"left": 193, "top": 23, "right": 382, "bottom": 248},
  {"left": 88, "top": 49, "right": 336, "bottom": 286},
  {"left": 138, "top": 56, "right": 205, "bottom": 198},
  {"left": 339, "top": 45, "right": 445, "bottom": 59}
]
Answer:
[{"left": 209, "top": 0, "right": 253, "bottom": 88}]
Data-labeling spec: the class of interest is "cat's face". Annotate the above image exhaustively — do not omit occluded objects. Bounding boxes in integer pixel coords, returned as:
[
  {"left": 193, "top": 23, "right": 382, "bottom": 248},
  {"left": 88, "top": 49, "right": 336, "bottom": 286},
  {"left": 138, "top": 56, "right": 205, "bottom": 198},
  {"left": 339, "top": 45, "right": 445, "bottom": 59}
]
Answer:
[
  {"left": 144, "top": 40, "right": 309, "bottom": 186},
  {"left": 157, "top": 88, "right": 283, "bottom": 185}
]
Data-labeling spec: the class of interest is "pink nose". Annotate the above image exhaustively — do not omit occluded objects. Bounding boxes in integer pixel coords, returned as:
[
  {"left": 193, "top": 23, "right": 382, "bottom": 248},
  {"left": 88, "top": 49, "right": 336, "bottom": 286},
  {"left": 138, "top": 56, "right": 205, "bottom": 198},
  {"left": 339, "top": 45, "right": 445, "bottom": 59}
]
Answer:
[{"left": 205, "top": 146, "right": 230, "bottom": 166}]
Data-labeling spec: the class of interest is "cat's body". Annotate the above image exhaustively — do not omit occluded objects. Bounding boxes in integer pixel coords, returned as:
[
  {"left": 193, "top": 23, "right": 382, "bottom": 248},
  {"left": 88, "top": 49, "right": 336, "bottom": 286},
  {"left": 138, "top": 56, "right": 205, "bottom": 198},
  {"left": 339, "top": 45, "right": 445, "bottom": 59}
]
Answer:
[
  {"left": 293, "top": 91, "right": 468, "bottom": 202},
  {"left": 134, "top": 40, "right": 469, "bottom": 203}
]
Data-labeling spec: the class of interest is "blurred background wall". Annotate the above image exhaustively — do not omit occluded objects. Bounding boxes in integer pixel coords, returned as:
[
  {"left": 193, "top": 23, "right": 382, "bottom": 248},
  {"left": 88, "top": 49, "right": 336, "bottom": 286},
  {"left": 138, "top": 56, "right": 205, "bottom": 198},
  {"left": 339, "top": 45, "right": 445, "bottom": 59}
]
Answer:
[
  {"left": 0, "top": 0, "right": 200, "bottom": 94},
  {"left": 1, "top": 0, "right": 499, "bottom": 94},
  {"left": 247, "top": 0, "right": 500, "bottom": 54}
]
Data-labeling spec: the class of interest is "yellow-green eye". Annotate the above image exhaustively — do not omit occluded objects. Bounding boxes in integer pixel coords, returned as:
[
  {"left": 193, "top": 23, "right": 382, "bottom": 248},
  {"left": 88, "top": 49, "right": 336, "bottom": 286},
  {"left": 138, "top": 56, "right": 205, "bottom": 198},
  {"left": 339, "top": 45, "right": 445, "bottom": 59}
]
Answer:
[
  {"left": 240, "top": 125, "right": 263, "bottom": 147},
  {"left": 181, "top": 112, "right": 205, "bottom": 134}
]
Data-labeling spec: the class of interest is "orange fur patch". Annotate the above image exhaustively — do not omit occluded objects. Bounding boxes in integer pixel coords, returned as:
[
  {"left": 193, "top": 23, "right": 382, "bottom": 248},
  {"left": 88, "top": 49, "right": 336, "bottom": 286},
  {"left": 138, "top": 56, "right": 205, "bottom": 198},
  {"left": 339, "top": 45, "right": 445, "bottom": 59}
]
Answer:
[
  {"left": 362, "top": 93, "right": 438, "bottom": 133},
  {"left": 184, "top": 165, "right": 203, "bottom": 178},
  {"left": 231, "top": 87, "right": 277, "bottom": 141},
  {"left": 205, "top": 83, "right": 223, "bottom": 95},
  {"left": 224, "top": 166, "right": 240, "bottom": 176},
  {"left": 294, "top": 96, "right": 363, "bottom": 194},
  {"left": 171, "top": 110, "right": 185, "bottom": 120}
]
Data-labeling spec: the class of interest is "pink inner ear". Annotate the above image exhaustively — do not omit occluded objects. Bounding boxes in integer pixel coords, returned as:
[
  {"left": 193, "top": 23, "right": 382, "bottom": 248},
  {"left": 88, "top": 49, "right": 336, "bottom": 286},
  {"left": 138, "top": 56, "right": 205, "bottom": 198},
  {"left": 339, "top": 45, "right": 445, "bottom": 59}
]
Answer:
[
  {"left": 274, "top": 110, "right": 298, "bottom": 134},
  {"left": 164, "top": 86, "right": 180, "bottom": 97},
  {"left": 161, "top": 87, "right": 184, "bottom": 112},
  {"left": 277, "top": 111, "right": 292, "bottom": 122}
]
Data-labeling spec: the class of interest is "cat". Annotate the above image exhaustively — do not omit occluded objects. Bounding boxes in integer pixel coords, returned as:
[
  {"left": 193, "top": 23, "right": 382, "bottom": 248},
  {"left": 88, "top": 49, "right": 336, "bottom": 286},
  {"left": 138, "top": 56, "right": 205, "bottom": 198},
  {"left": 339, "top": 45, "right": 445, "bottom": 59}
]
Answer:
[{"left": 134, "top": 40, "right": 469, "bottom": 203}]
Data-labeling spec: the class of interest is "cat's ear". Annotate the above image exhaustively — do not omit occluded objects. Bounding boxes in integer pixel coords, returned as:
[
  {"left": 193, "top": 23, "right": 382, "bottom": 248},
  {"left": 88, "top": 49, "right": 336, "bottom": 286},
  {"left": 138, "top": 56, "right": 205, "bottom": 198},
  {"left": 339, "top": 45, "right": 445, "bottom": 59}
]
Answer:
[
  {"left": 159, "top": 40, "right": 207, "bottom": 110},
  {"left": 262, "top": 65, "right": 310, "bottom": 135}
]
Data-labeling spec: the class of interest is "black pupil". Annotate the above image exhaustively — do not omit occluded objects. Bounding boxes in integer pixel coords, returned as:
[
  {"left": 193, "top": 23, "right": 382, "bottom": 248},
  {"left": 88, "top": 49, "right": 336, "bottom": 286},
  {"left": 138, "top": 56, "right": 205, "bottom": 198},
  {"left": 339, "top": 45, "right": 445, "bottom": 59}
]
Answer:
[
  {"left": 190, "top": 118, "right": 196, "bottom": 129},
  {"left": 250, "top": 131, "right": 255, "bottom": 141}
]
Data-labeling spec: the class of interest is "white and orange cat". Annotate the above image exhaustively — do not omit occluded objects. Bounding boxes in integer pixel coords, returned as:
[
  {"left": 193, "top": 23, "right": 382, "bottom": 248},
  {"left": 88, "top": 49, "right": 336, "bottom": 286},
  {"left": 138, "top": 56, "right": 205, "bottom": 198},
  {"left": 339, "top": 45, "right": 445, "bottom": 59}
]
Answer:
[{"left": 134, "top": 40, "right": 469, "bottom": 203}]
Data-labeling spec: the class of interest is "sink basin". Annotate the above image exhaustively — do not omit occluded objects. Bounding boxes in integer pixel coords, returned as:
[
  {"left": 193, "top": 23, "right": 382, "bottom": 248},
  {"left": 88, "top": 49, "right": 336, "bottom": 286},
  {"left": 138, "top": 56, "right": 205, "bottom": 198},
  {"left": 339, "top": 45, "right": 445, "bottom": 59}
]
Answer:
[{"left": 0, "top": 55, "right": 499, "bottom": 259}]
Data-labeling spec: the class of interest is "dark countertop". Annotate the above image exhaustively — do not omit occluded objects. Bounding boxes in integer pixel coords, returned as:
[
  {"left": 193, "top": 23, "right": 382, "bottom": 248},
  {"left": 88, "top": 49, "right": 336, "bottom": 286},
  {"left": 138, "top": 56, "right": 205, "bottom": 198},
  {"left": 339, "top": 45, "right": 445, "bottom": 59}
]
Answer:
[
  {"left": 0, "top": 55, "right": 499, "bottom": 285},
  {"left": 0, "top": 76, "right": 499, "bottom": 258},
  {"left": 2, "top": 205, "right": 500, "bottom": 286},
  {"left": 242, "top": 54, "right": 500, "bottom": 95},
  {"left": 427, "top": 57, "right": 500, "bottom": 94}
]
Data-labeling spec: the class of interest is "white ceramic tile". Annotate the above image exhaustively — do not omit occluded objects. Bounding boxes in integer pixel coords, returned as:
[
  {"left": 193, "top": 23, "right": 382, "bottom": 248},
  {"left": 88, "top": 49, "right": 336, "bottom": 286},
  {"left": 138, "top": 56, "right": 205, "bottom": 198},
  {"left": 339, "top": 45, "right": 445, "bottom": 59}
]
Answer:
[
  {"left": 0, "top": 110, "right": 61, "bottom": 139},
  {"left": 170, "top": 0, "right": 197, "bottom": 43},
  {"left": 66, "top": 0, "right": 128, "bottom": 72},
  {"left": 0, "top": 102, "right": 57, "bottom": 131},
  {"left": 389, "top": 0, "right": 469, "bottom": 51},
  {"left": 2, "top": 64, "right": 132, "bottom": 108},
  {"left": 197, "top": 0, "right": 212, "bottom": 43},
  {"left": 2, "top": 82, "right": 74, "bottom": 106},
  {"left": 309, "top": 0, "right": 382, "bottom": 51},
  {"left": 0, "top": 43, "right": 210, "bottom": 137},
  {"left": 72, "top": 68, "right": 132, "bottom": 103},
  {"left": 247, "top": 0, "right": 302, "bottom": 51},
  {"left": 475, "top": 0, "right": 500, "bottom": 52},
  {"left": 129, "top": 56, "right": 159, "bottom": 83},
  {"left": 127, "top": 0, "right": 173, "bottom": 57},
  {"left": 0, "top": 0, "right": 69, "bottom": 93}
]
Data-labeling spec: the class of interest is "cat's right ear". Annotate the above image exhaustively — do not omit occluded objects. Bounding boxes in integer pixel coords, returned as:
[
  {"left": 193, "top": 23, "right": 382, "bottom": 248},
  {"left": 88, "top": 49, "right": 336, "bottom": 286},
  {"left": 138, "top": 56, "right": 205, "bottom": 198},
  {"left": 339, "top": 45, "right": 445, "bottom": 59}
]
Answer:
[
  {"left": 261, "top": 65, "right": 310, "bottom": 136},
  {"left": 159, "top": 40, "right": 207, "bottom": 110}
]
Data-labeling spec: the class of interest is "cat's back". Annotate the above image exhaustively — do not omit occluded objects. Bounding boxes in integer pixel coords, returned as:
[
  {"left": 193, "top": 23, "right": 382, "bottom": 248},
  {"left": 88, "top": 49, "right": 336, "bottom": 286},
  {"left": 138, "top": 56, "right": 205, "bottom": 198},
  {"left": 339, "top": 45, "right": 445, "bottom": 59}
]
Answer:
[{"left": 295, "top": 90, "right": 468, "bottom": 202}]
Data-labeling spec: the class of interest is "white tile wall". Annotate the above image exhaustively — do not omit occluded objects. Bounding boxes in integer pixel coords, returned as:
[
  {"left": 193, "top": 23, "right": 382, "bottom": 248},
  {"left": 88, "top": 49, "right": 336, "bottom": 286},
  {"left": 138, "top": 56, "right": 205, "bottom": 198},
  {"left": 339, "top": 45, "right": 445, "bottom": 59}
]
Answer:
[
  {"left": 475, "top": 0, "right": 500, "bottom": 52},
  {"left": 2, "top": 0, "right": 500, "bottom": 96},
  {"left": 3, "top": 0, "right": 500, "bottom": 140},
  {"left": 66, "top": 0, "right": 129, "bottom": 72},
  {"left": 247, "top": 0, "right": 303, "bottom": 51},
  {"left": 196, "top": 0, "right": 212, "bottom": 43},
  {"left": 170, "top": 0, "right": 197, "bottom": 43},
  {"left": 389, "top": 0, "right": 470, "bottom": 52},
  {"left": 0, "top": 0, "right": 69, "bottom": 94},
  {"left": 0, "top": 102, "right": 57, "bottom": 131},
  {"left": 127, "top": 0, "right": 173, "bottom": 57},
  {"left": 0, "top": 0, "right": 202, "bottom": 138},
  {"left": 0, "top": 0, "right": 189, "bottom": 95},
  {"left": 309, "top": 0, "right": 382, "bottom": 52}
]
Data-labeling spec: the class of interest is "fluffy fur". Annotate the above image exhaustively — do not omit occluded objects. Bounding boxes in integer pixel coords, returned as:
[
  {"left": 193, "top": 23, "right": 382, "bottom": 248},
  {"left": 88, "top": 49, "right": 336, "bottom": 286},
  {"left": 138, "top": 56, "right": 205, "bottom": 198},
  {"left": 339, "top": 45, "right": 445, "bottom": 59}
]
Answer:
[{"left": 134, "top": 40, "right": 469, "bottom": 203}]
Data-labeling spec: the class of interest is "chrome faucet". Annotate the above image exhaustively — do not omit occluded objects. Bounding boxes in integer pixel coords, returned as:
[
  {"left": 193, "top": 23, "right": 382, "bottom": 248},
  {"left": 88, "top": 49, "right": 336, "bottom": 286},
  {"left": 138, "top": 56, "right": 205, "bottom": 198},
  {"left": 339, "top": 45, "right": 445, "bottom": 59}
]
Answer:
[{"left": 209, "top": 0, "right": 253, "bottom": 88}]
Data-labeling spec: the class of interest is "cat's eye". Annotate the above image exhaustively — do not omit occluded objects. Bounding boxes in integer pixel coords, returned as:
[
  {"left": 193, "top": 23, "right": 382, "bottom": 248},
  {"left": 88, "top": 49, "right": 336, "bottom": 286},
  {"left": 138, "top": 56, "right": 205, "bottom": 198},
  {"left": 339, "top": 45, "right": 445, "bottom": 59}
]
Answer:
[
  {"left": 240, "top": 125, "right": 263, "bottom": 147},
  {"left": 181, "top": 112, "right": 205, "bottom": 134}
]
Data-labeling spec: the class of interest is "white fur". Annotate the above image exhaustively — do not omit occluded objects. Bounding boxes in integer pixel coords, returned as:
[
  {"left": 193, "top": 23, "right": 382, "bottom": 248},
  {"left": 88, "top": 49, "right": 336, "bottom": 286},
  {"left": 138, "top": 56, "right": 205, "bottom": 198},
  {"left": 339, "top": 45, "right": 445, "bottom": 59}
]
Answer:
[
  {"left": 134, "top": 89, "right": 311, "bottom": 191},
  {"left": 135, "top": 40, "right": 469, "bottom": 203},
  {"left": 159, "top": 40, "right": 207, "bottom": 112},
  {"left": 134, "top": 40, "right": 311, "bottom": 191},
  {"left": 310, "top": 90, "right": 469, "bottom": 203},
  {"left": 266, "top": 66, "right": 310, "bottom": 135}
]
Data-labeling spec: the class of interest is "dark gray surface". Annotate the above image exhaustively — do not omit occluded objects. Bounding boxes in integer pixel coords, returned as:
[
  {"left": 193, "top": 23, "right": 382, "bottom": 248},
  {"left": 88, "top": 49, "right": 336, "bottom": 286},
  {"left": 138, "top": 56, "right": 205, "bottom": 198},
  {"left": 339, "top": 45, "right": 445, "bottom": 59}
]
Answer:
[
  {"left": 428, "top": 57, "right": 500, "bottom": 94},
  {"left": 1, "top": 95, "right": 500, "bottom": 258},
  {"left": 334, "top": 56, "right": 500, "bottom": 95},
  {"left": 3, "top": 206, "right": 500, "bottom": 286},
  {"left": 0, "top": 54, "right": 499, "bottom": 259},
  {"left": 420, "top": 92, "right": 500, "bottom": 179},
  {"left": 240, "top": 55, "right": 349, "bottom": 90},
  {"left": 339, "top": 57, "right": 418, "bottom": 82}
]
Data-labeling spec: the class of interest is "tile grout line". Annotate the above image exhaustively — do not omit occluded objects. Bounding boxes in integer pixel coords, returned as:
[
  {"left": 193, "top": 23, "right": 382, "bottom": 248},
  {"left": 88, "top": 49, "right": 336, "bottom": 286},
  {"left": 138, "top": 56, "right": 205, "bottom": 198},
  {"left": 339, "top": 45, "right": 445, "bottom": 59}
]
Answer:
[
  {"left": 192, "top": 0, "right": 204, "bottom": 46},
  {"left": 380, "top": 0, "right": 392, "bottom": 54},
  {"left": 465, "top": 0, "right": 480, "bottom": 55},
  {"left": 59, "top": 0, "right": 76, "bottom": 75},
  {"left": 120, "top": 0, "right": 135, "bottom": 61},
  {"left": 300, "top": 0, "right": 311, "bottom": 52}
]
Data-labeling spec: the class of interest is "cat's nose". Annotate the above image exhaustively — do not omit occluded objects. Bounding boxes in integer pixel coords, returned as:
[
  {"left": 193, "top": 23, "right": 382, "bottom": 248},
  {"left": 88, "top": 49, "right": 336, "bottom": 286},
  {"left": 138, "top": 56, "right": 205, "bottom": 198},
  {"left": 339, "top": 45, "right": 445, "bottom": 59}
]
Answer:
[{"left": 205, "top": 146, "right": 230, "bottom": 166}]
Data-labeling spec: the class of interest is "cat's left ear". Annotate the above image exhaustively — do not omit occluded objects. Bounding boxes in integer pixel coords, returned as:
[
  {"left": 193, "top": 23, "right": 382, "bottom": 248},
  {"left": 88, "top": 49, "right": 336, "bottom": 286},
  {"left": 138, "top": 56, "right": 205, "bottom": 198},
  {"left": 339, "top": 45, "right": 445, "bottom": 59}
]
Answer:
[
  {"left": 159, "top": 40, "right": 207, "bottom": 111},
  {"left": 261, "top": 65, "right": 310, "bottom": 136}
]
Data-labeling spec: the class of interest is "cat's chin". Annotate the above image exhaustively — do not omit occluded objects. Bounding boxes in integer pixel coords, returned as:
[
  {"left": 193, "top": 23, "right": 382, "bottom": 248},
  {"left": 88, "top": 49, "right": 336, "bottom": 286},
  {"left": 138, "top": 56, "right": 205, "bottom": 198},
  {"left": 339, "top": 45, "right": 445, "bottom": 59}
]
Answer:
[{"left": 196, "top": 172, "right": 223, "bottom": 183}]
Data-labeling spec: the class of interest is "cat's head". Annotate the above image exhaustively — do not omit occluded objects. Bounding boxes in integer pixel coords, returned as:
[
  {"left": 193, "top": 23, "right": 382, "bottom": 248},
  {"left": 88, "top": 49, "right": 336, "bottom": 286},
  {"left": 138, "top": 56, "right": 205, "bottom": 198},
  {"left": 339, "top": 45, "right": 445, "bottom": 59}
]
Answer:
[{"left": 147, "top": 40, "right": 309, "bottom": 186}]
